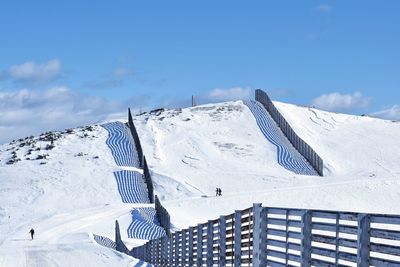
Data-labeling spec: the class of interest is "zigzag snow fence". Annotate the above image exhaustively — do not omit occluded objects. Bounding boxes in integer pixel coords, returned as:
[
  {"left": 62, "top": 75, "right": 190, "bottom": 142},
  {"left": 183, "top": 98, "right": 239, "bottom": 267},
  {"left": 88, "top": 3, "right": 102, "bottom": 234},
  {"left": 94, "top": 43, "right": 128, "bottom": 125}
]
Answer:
[
  {"left": 127, "top": 208, "right": 166, "bottom": 240},
  {"left": 113, "top": 170, "right": 150, "bottom": 204},
  {"left": 102, "top": 121, "right": 140, "bottom": 168},
  {"left": 244, "top": 100, "right": 318, "bottom": 175}
]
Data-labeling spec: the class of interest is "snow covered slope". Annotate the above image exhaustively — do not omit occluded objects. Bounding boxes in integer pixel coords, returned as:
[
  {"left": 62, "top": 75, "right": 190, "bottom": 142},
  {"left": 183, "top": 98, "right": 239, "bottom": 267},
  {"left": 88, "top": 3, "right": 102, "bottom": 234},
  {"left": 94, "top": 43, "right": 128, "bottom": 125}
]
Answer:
[
  {"left": 131, "top": 100, "right": 400, "bottom": 229},
  {"left": 1, "top": 99, "right": 400, "bottom": 266},
  {"left": 0, "top": 125, "right": 146, "bottom": 266}
]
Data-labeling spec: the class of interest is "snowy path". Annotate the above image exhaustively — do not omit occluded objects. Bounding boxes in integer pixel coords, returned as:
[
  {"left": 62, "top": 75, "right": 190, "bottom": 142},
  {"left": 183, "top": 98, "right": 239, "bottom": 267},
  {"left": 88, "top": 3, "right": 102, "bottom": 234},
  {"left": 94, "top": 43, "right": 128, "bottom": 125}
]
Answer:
[{"left": 0, "top": 205, "right": 142, "bottom": 267}]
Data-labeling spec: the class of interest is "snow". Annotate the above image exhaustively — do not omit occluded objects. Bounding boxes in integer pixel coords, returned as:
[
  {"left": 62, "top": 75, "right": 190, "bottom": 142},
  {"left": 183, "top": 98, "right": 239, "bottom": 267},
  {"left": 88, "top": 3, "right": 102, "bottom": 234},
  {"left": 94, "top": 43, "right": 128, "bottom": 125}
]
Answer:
[{"left": 1, "top": 100, "right": 400, "bottom": 266}]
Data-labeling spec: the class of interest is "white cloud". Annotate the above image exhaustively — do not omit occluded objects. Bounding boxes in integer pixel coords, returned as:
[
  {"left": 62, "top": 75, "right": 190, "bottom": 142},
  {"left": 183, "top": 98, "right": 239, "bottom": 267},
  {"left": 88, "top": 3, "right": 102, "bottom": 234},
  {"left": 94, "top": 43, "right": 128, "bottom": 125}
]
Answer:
[
  {"left": 371, "top": 105, "right": 400, "bottom": 121},
  {"left": 206, "top": 87, "right": 252, "bottom": 102},
  {"left": 315, "top": 4, "right": 333, "bottom": 13},
  {"left": 311, "top": 91, "right": 371, "bottom": 111},
  {"left": 0, "top": 87, "right": 126, "bottom": 143},
  {"left": 5, "top": 59, "right": 61, "bottom": 82}
]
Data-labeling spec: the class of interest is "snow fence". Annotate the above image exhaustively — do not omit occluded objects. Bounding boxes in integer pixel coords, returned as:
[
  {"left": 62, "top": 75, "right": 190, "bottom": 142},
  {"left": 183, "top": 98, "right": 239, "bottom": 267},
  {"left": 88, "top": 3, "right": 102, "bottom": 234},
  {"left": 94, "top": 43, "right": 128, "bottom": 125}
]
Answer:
[
  {"left": 255, "top": 89, "right": 324, "bottom": 176},
  {"left": 244, "top": 100, "right": 318, "bottom": 176},
  {"left": 129, "top": 204, "right": 400, "bottom": 267}
]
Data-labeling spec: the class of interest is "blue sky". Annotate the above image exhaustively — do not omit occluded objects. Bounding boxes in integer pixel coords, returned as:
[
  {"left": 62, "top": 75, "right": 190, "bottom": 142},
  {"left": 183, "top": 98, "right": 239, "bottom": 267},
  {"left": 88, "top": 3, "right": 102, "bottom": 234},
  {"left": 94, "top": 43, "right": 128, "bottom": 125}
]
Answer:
[{"left": 0, "top": 1, "right": 399, "bottom": 142}]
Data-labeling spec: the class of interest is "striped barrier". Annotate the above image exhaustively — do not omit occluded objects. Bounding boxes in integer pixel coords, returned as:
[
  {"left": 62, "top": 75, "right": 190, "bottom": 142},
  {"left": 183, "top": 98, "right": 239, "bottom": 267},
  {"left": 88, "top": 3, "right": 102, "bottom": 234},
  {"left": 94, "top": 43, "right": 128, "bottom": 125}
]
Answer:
[
  {"left": 93, "top": 234, "right": 116, "bottom": 250},
  {"left": 244, "top": 100, "right": 317, "bottom": 176},
  {"left": 102, "top": 122, "right": 140, "bottom": 167},
  {"left": 255, "top": 89, "right": 323, "bottom": 175},
  {"left": 127, "top": 208, "right": 166, "bottom": 240},
  {"left": 114, "top": 170, "right": 150, "bottom": 204}
]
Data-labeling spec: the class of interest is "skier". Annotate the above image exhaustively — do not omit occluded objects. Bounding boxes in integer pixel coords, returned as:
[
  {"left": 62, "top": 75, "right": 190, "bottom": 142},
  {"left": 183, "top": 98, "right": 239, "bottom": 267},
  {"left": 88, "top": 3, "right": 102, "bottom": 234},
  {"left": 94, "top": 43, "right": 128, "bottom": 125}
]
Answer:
[
  {"left": 216, "top": 187, "right": 219, "bottom": 197},
  {"left": 29, "top": 228, "right": 35, "bottom": 240},
  {"left": 218, "top": 188, "right": 222, "bottom": 196}
]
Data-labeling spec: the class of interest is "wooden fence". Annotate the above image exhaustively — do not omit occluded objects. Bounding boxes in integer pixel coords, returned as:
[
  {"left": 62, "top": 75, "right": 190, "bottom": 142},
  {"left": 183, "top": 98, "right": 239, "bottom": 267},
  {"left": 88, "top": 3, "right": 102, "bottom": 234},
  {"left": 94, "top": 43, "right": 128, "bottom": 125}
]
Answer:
[
  {"left": 143, "top": 156, "right": 155, "bottom": 203},
  {"left": 129, "top": 204, "right": 400, "bottom": 266},
  {"left": 127, "top": 108, "right": 144, "bottom": 168},
  {"left": 155, "top": 195, "right": 171, "bottom": 236},
  {"left": 255, "top": 89, "right": 324, "bottom": 176}
]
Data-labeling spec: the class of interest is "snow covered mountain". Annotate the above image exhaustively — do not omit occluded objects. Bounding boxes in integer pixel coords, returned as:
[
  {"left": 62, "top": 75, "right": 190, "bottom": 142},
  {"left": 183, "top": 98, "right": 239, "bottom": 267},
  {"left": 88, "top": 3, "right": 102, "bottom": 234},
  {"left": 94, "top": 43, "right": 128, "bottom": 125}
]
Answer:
[{"left": 1, "top": 99, "right": 400, "bottom": 266}]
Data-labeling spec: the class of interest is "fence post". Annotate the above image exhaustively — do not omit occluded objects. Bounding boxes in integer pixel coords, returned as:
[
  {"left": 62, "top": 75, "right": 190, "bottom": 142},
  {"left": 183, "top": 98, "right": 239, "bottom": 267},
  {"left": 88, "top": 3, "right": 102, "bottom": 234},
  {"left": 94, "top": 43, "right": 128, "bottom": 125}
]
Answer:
[
  {"left": 301, "top": 210, "right": 312, "bottom": 267},
  {"left": 234, "top": 210, "right": 242, "bottom": 267},
  {"left": 182, "top": 229, "right": 187, "bottom": 266},
  {"left": 207, "top": 220, "right": 214, "bottom": 267},
  {"left": 189, "top": 227, "right": 194, "bottom": 266},
  {"left": 197, "top": 224, "right": 203, "bottom": 266},
  {"left": 151, "top": 240, "right": 156, "bottom": 264},
  {"left": 174, "top": 232, "right": 179, "bottom": 266},
  {"left": 357, "top": 213, "right": 371, "bottom": 267},
  {"left": 157, "top": 239, "right": 161, "bottom": 265},
  {"left": 159, "top": 238, "right": 164, "bottom": 266},
  {"left": 252, "top": 204, "right": 267, "bottom": 267},
  {"left": 169, "top": 234, "right": 174, "bottom": 266},
  {"left": 219, "top": 215, "right": 226, "bottom": 267}
]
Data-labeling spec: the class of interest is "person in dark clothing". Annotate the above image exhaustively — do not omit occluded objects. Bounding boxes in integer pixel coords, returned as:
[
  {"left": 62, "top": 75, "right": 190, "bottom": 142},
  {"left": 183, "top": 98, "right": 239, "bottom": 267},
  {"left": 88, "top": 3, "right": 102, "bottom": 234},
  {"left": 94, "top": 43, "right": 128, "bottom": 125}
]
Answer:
[
  {"left": 216, "top": 187, "right": 219, "bottom": 197},
  {"left": 29, "top": 228, "right": 35, "bottom": 240},
  {"left": 218, "top": 188, "right": 222, "bottom": 196}
]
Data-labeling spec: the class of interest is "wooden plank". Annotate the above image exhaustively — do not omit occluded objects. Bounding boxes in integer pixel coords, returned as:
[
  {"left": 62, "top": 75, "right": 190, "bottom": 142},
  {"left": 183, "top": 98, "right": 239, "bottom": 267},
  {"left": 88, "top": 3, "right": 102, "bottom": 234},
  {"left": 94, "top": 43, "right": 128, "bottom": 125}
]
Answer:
[
  {"left": 266, "top": 250, "right": 301, "bottom": 262},
  {"left": 371, "top": 215, "right": 400, "bottom": 224},
  {"left": 310, "top": 258, "right": 336, "bottom": 266},
  {"left": 267, "top": 218, "right": 302, "bottom": 228},
  {"left": 265, "top": 259, "right": 286, "bottom": 267},
  {"left": 219, "top": 215, "right": 227, "bottom": 267},
  {"left": 337, "top": 251, "right": 357, "bottom": 262},
  {"left": 311, "top": 247, "right": 336, "bottom": 258},
  {"left": 267, "top": 229, "right": 302, "bottom": 240},
  {"left": 312, "top": 234, "right": 357, "bottom": 249},
  {"left": 370, "top": 242, "right": 400, "bottom": 256},
  {"left": 312, "top": 222, "right": 357, "bottom": 235},
  {"left": 267, "top": 239, "right": 301, "bottom": 251},
  {"left": 370, "top": 257, "right": 400, "bottom": 266},
  {"left": 371, "top": 228, "right": 400, "bottom": 240},
  {"left": 312, "top": 211, "right": 338, "bottom": 220}
]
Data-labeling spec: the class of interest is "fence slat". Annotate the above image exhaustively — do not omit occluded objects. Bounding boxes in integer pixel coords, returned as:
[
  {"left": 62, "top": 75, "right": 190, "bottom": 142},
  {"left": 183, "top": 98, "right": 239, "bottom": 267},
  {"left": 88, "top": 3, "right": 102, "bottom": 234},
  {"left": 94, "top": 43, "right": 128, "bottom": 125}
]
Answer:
[{"left": 219, "top": 215, "right": 227, "bottom": 267}]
